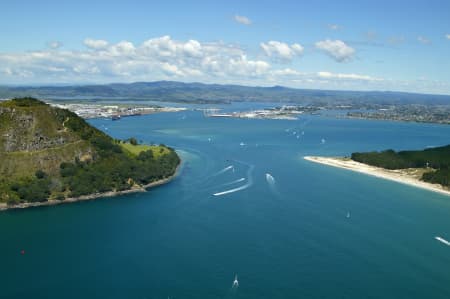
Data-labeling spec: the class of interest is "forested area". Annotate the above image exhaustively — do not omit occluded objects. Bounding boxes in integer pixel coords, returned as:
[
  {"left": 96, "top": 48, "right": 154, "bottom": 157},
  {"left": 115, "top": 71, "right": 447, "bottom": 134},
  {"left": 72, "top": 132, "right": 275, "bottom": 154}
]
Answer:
[{"left": 351, "top": 145, "right": 450, "bottom": 187}]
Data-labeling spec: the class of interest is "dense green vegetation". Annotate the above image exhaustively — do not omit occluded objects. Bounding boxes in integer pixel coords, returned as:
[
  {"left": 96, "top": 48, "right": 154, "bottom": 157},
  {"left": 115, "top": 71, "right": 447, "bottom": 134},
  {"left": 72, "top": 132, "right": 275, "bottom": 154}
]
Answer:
[
  {"left": 1, "top": 96, "right": 47, "bottom": 107},
  {"left": 119, "top": 142, "right": 171, "bottom": 158},
  {"left": 351, "top": 145, "right": 450, "bottom": 187},
  {"left": 59, "top": 142, "right": 179, "bottom": 198},
  {"left": 0, "top": 98, "right": 180, "bottom": 206}
]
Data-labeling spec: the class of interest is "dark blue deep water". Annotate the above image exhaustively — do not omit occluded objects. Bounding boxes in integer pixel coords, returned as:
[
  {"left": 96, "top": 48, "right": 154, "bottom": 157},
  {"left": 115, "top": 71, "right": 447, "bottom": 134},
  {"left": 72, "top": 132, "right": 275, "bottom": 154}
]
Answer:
[{"left": 1, "top": 108, "right": 450, "bottom": 298}]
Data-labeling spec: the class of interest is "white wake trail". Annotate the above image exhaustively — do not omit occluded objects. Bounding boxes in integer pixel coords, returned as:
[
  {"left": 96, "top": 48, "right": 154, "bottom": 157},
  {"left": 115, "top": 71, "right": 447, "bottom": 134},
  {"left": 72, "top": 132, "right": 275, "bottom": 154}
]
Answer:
[
  {"left": 265, "top": 173, "right": 279, "bottom": 196},
  {"left": 435, "top": 236, "right": 450, "bottom": 246},
  {"left": 213, "top": 165, "right": 254, "bottom": 196},
  {"left": 211, "top": 165, "right": 234, "bottom": 177},
  {"left": 218, "top": 177, "right": 246, "bottom": 187}
]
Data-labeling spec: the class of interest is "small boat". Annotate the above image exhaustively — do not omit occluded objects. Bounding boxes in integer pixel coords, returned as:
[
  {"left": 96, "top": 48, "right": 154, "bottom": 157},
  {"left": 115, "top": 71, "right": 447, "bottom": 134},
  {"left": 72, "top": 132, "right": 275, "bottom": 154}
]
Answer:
[
  {"left": 111, "top": 115, "right": 121, "bottom": 121},
  {"left": 265, "top": 173, "right": 275, "bottom": 183},
  {"left": 240, "top": 142, "right": 245, "bottom": 146},
  {"left": 232, "top": 275, "right": 239, "bottom": 288}
]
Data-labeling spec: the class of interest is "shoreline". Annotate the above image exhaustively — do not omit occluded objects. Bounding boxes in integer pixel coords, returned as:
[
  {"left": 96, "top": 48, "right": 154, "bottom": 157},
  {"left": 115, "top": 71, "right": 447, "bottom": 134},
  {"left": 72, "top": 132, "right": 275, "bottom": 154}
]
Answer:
[
  {"left": 0, "top": 162, "right": 182, "bottom": 212},
  {"left": 304, "top": 156, "right": 450, "bottom": 197}
]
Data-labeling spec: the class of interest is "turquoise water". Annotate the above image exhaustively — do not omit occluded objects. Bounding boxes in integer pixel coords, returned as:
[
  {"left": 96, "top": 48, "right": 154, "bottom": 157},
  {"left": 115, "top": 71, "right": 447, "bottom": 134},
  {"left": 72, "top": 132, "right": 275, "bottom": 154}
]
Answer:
[{"left": 1, "top": 109, "right": 450, "bottom": 298}]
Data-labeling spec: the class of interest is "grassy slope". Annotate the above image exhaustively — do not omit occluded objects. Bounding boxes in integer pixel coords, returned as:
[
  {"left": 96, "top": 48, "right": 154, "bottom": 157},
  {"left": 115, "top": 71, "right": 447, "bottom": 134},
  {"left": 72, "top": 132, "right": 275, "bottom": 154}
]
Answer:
[
  {"left": 119, "top": 142, "right": 171, "bottom": 158},
  {"left": 0, "top": 141, "right": 91, "bottom": 178}
]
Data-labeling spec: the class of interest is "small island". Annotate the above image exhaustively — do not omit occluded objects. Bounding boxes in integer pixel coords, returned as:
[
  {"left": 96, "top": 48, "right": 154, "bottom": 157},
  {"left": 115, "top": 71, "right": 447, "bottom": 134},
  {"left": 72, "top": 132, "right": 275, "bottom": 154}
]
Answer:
[
  {"left": 305, "top": 145, "right": 450, "bottom": 196},
  {"left": 0, "top": 97, "right": 181, "bottom": 210}
]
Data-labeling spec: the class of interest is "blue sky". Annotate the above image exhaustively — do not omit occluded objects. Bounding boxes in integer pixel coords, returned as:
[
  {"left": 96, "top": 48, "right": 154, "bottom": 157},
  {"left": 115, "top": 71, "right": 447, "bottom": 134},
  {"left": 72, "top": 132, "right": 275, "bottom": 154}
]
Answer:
[{"left": 1, "top": 0, "right": 450, "bottom": 94}]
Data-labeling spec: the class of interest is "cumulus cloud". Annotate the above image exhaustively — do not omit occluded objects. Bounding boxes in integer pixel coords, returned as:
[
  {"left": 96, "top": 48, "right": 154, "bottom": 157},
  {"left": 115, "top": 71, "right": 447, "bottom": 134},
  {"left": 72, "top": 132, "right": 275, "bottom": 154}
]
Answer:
[
  {"left": 446, "top": 34, "right": 450, "bottom": 40},
  {"left": 417, "top": 36, "right": 431, "bottom": 44},
  {"left": 0, "top": 36, "right": 275, "bottom": 82},
  {"left": 84, "top": 38, "right": 109, "bottom": 49},
  {"left": 272, "top": 68, "right": 302, "bottom": 76},
  {"left": 234, "top": 15, "right": 252, "bottom": 25},
  {"left": 2, "top": 36, "right": 416, "bottom": 91},
  {"left": 260, "top": 41, "right": 304, "bottom": 61},
  {"left": 315, "top": 39, "right": 355, "bottom": 62},
  {"left": 291, "top": 44, "right": 304, "bottom": 55},
  {"left": 317, "top": 71, "right": 382, "bottom": 81},
  {"left": 109, "top": 41, "right": 136, "bottom": 56},
  {"left": 48, "top": 41, "right": 63, "bottom": 49}
]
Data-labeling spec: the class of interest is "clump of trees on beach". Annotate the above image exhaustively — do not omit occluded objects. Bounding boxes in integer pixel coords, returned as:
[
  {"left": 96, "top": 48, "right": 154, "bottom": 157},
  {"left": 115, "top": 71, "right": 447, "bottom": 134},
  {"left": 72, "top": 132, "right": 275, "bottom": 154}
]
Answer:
[{"left": 351, "top": 144, "right": 450, "bottom": 187}]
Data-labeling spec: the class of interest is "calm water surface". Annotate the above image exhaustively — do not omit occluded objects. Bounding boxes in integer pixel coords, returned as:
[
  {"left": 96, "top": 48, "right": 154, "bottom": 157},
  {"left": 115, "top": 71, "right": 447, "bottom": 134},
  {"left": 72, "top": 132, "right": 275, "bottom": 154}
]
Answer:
[{"left": 1, "top": 108, "right": 449, "bottom": 299}]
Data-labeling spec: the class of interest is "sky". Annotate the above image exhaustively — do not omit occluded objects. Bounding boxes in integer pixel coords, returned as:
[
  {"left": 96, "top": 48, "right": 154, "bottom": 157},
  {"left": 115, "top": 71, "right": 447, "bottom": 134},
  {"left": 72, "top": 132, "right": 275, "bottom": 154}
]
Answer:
[{"left": 1, "top": 0, "right": 450, "bottom": 94}]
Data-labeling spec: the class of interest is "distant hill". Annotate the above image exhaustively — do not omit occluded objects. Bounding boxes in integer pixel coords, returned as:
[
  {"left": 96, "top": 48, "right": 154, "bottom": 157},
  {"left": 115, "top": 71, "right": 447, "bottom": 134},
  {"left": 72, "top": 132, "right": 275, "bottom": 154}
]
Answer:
[
  {"left": 1, "top": 81, "right": 450, "bottom": 105},
  {"left": 351, "top": 145, "right": 450, "bottom": 187},
  {"left": 0, "top": 98, "right": 180, "bottom": 206}
]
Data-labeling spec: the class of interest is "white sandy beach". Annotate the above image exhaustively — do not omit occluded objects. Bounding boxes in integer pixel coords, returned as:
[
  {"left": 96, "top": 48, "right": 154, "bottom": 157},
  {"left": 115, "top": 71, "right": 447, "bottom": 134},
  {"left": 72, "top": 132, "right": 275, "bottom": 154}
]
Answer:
[{"left": 304, "top": 156, "right": 450, "bottom": 197}]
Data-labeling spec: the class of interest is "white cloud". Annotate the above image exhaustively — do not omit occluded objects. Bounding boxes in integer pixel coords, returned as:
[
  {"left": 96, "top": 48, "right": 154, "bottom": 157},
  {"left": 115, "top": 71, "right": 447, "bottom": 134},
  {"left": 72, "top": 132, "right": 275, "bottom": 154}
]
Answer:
[
  {"left": 183, "top": 40, "right": 203, "bottom": 57},
  {"left": 84, "top": 38, "right": 109, "bottom": 50},
  {"left": 272, "top": 68, "right": 302, "bottom": 76},
  {"left": 315, "top": 39, "right": 355, "bottom": 62},
  {"left": 317, "top": 71, "right": 382, "bottom": 81},
  {"left": 109, "top": 41, "right": 136, "bottom": 56},
  {"left": 4, "top": 36, "right": 449, "bottom": 94},
  {"left": 228, "top": 55, "right": 270, "bottom": 76},
  {"left": 260, "top": 41, "right": 303, "bottom": 61},
  {"left": 291, "top": 44, "right": 304, "bottom": 55},
  {"left": 234, "top": 15, "right": 252, "bottom": 25},
  {"left": 328, "top": 24, "right": 340, "bottom": 30},
  {"left": 160, "top": 62, "right": 184, "bottom": 76},
  {"left": 446, "top": 34, "right": 450, "bottom": 40},
  {"left": 0, "top": 36, "right": 272, "bottom": 82},
  {"left": 48, "top": 41, "right": 63, "bottom": 49},
  {"left": 417, "top": 36, "right": 431, "bottom": 44}
]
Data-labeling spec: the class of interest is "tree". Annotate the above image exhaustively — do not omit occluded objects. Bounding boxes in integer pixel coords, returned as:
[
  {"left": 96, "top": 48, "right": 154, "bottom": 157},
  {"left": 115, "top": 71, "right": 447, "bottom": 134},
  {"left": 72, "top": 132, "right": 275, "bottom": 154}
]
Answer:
[
  {"left": 129, "top": 137, "right": 138, "bottom": 145},
  {"left": 35, "top": 170, "right": 47, "bottom": 179}
]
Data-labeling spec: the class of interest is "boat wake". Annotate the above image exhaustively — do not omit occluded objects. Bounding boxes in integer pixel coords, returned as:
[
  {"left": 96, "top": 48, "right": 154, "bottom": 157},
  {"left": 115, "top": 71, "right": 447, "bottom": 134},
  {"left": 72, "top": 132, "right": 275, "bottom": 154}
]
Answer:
[
  {"left": 218, "top": 177, "right": 246, "bottom": 187},
  {"left": 265, "top": 173, "right": 275, "bottom": 184},
  {"left": 212, "top": 165, "right": 234, "bottom": 177},
  {"left": 265, "top": 173, "right": 279, "bottom": 196},
  {"left": 435, "top": 236, "right": 450, "bottom": 246},
  {"left": 213, "top": 164, "right": 254, "bottom": 196}
]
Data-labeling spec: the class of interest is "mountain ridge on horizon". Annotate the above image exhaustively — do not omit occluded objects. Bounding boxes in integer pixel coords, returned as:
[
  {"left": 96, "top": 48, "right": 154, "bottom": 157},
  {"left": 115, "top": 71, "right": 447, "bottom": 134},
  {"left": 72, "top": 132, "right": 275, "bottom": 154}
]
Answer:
[{"left": 1, "top": 81, "right": 450, "bottom": 105}]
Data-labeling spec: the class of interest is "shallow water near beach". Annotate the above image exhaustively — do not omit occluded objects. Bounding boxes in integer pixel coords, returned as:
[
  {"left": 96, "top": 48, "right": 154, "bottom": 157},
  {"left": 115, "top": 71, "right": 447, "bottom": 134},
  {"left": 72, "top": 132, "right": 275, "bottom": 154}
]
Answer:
[{"left": 1, "top": 106, "right": 450, "bottom": 298}]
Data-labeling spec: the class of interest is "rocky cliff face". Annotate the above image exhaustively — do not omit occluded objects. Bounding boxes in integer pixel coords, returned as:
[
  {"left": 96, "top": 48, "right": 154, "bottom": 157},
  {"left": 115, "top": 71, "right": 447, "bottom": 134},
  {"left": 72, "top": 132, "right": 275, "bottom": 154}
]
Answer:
[
  {"left": 0, "top": 106, "right": 76, "bottom": 152},
  {"left": 0, "top": 101, "right": 93, "bottom": 178}
]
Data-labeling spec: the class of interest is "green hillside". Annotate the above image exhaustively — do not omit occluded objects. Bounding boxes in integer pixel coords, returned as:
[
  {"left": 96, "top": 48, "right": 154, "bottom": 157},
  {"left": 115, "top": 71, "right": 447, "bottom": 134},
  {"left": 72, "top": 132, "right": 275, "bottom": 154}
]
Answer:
[
  {"left": 0, "top": 97, "right": 180, "bottom": 205},
  {"left": 351, "top": 145, "right": 450, "bottom": 187}
]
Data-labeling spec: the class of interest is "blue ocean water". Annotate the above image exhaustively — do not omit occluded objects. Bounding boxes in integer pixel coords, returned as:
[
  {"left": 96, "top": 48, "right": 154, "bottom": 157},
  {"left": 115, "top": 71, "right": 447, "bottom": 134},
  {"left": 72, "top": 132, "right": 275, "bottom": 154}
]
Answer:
[{"left": 1, "top": 108, "right": 449, "bottom": 299}]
